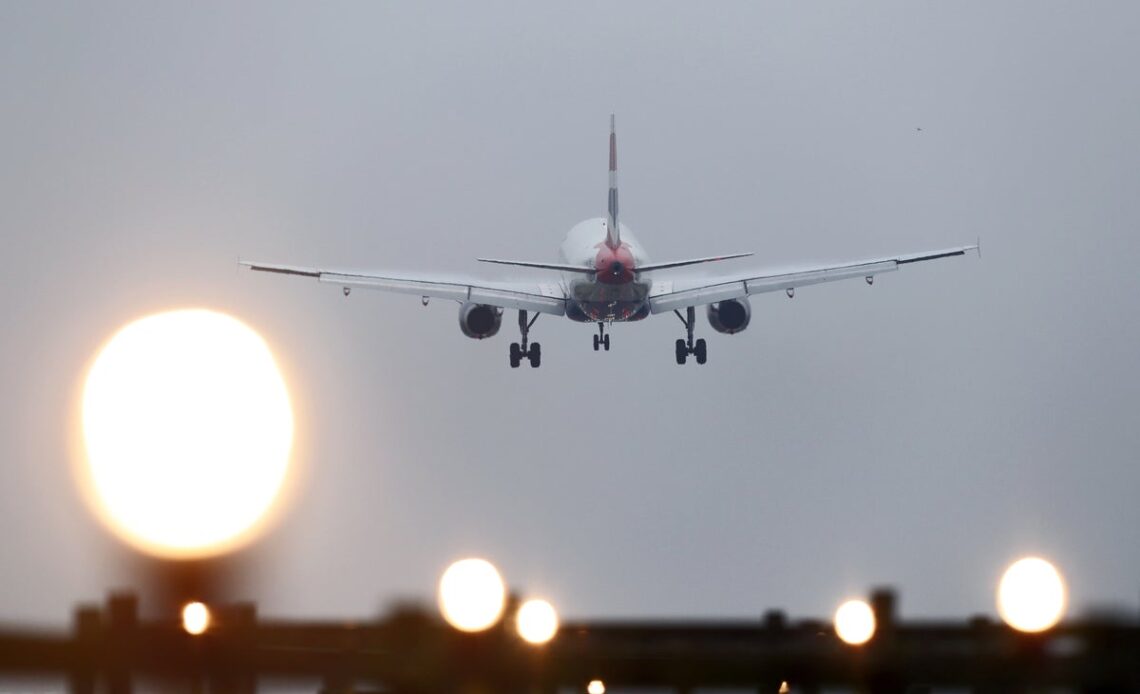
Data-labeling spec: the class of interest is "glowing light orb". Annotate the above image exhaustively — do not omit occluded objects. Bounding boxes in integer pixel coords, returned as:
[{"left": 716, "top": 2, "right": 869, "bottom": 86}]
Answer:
[
  {"left": 80, "top": 309, "right": 294, "bottom": 559},
  {"left": 438, "top": 558, "right": 506, "bottom": 632},
  {"left": 834, "top": 599, "right": 876, "bottom": 645},
  {"left": 182, "top": 601, "right": 211, "bottom": 635},
  {"left": 516, "top": 598, "right": 559, "bottom": 644},
  {"left": 587, "top": 680, "right": 606, "bottom": 694},
  {"left": 997, "top": 556, "right": 1067, "bottom": 632}
]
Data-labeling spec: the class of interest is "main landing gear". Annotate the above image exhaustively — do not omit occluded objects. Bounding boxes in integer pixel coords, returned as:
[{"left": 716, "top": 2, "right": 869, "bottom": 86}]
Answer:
[
  {"left": 510, "top": 310, "right": 541, "bottom": 368},
  {"left": 673, "top": 306, "right": 707, "bottom": 365},
  {"left": 593, "top": 322, "right": 611, "bottom": 352}
]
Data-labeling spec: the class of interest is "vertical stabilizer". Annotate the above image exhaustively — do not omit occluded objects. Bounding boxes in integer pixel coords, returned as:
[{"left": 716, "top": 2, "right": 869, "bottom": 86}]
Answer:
[{"left": 606, "top": 114, "right": 621, "bottom": 249}]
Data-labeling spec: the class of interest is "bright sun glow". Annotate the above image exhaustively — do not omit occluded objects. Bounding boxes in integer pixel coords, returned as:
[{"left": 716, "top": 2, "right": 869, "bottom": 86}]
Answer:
[
  {"left": 516, "top": 598, "right": 559, "bottom": 645},
  {"left": 834, "top": 599, "right": 876, "bottom": 645},
  {"left": 80, "top": 309, "right": 294, "bottom": 559},
  {"left": 438, "top": 558, "right": 506, "bottom": 632},
  {"left": 997, "top": 556, "right": 1067, "bottom": 633},
  {"left": 182, "top": 601, "right": 211, "bottom": 635}
]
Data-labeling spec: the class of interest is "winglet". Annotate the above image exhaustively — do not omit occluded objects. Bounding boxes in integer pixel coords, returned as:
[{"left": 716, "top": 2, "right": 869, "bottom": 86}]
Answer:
[
  {"left": 976, "top": 236, "right": 982, "bottom": 259},
  {"left": 606, "top": 114, "right": 621, "bottom": 249}
]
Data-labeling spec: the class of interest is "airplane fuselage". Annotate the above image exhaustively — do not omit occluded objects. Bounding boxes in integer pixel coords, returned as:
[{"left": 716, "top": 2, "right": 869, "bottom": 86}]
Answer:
[{"left": 559, "top": 218, "right": 653, "bottom": 322}]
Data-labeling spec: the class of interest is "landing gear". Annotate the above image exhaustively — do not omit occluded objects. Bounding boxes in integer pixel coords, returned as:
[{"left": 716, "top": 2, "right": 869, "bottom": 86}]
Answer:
[
  {"left": 510, "top": 310, "right": 541, "bottom": 368},
  {"left": 593, "top": 323, "right": 611, "bottom": 351},
  {"left": 510, "top": 342, "right": 539, "bottom": 368},
  {"left": 673, "top": 306, "right": 708, "bottom": 365}
]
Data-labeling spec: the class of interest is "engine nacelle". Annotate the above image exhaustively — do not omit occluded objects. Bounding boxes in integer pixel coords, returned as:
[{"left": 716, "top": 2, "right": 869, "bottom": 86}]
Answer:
[
  {"left": 458, "top": 302, "right": 502, "bottom": 339},
  {"left": 707, "top": 298, "right": 752, "bottom": 334}
]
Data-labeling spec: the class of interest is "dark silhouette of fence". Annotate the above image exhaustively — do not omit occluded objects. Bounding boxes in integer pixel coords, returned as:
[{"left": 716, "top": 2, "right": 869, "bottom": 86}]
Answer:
[{"left": 0, "top": 588, "right": 1137, "bottom": 693}]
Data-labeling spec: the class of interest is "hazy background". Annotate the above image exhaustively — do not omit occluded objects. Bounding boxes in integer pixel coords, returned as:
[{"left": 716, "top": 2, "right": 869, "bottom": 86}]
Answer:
[{"left": 1, "top": 1, "right": 1138, "bottom": 624}]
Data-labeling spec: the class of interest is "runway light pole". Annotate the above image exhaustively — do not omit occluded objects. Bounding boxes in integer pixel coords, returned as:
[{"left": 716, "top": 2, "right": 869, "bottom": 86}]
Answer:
[
  {"left": 834, "top": 599, "right": 876, "bottom": 645},
  {"left": 437, "top": 558, "right": 507, "bottom": 632},
  {"left": 516, "top": 598, "right": 559, "bottom": 644},
  {"left": 181, "top": 601, "right": 210, "bottom": 636},
  {"left": 997, "top": 557, "right": 1067, "bottom": 633}
]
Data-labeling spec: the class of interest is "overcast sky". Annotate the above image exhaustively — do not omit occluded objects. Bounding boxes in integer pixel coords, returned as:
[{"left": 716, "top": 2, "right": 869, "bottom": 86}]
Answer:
[{"left": 2, "top": 1, "right": 1139, "bottom": 625}]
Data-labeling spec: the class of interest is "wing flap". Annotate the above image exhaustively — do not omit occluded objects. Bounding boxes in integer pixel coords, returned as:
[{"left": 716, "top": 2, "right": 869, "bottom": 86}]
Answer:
[
  {"left": 319, "top": 272, "right": 471, "bottom": 301},
  {"left": 242, "top": 261, "right": 566, "bottom": 315},
  {"left": 744, "top": 260, "right": 898, "bottom": 293},
  {"left": 648, "top": 244, "right": 976, "bottom": 314}
]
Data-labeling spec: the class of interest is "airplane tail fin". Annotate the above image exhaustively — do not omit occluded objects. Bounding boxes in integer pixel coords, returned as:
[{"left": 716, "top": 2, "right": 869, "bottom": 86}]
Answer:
[{"left": 606, "top": 114, "right": 621, "bottom": 249}]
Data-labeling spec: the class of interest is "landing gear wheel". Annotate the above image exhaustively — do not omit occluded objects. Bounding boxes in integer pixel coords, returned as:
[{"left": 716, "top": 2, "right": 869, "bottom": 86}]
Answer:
[
  {"left": 594, "top": 322, "right": 610, "bottom": 352},
  {"left": 673, "top": 306, "right": 707, "bottom": 366},
  {"left": 512, "top": 309, "right": 543, "bottom": 368}
]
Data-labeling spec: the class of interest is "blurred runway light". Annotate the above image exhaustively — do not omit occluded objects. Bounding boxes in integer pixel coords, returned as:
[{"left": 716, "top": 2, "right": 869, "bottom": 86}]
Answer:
[
  {"left": 437, "top": 558, "right": 506, "bottom": 632},
  {"left": 181, "top": 601, "right": 210, "bottom": 635},
  {"left": 516, "top": 598, "right": 559, "bottom": 644},
  {"left": 587, "top": 679, "right": 606, "bottom": 694},
  {"left": 79, "top": 309, "right": 294, "bottom": 558},
  {"left": 834, "top": 599, "right": 876, "bottom": 645},
  {"left": 778, "top": 682, "right": 790, "bottom": 693},
  {"left": 997, "top": 556, "right": 1067, "bottom": 632}
]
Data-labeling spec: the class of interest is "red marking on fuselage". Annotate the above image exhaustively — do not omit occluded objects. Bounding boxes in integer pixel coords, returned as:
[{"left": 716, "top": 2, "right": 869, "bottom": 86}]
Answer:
[{"left": 594, "top": 242, "right": 636, "bottom": 284}]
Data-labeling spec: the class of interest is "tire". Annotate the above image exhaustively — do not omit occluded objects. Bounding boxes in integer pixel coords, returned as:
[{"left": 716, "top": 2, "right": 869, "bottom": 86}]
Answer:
[
  {"left": 694, "top": 338, "right": 707, "bottom": 365},
  {"left": 529, "top": 342, "right": 541, "bottom": 368},
  {"left": 509, "top": 342, "right": 521, "bottom": 368},
  {"left": 675, "top": 338, "right": 687, "bottom": 365},
  {"left": 603, "top": 334, "right": 611, "bottom": 351},
  {"left": 593, "top": 334, "right": 600, "bottom": 351}
]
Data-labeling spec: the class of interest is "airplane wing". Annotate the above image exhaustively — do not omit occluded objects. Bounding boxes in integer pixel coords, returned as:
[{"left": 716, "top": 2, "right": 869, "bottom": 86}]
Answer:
[
  {"left": 648, "top": 244, "right": 978, "bottom": 314},
  {"left": 240, "top": 261, "right": 567, "bottom": 316}
]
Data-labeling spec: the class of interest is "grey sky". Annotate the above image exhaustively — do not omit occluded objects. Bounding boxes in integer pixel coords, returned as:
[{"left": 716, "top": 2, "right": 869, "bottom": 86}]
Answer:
[{"left": 2, "top": 2, "right": 1139, "bottom": 625}]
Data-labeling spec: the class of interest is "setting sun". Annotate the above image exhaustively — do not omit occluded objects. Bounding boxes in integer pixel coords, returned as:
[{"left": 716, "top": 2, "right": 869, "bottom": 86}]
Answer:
[{"left": 80, "top": 309, "right": 294, "bottom": 558}]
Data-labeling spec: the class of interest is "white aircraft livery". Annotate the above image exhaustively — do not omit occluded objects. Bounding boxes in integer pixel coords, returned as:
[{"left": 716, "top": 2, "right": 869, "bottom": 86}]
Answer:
[{"left": 242, "top": 116, "right": 978, "bottom": 368}]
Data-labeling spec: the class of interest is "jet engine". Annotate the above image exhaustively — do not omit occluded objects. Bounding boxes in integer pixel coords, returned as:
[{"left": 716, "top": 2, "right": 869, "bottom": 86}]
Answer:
[
  {"left": 707, "top": 298, "right": 751, "bottom": 334},
  {"left": 458, "top": 303, "right": 502, "bottom": 339}
]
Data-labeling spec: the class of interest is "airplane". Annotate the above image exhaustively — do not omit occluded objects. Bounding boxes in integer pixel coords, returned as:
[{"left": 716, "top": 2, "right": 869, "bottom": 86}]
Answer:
[{"left": 242, "top": 116, "right": 978, "bottom": 368}]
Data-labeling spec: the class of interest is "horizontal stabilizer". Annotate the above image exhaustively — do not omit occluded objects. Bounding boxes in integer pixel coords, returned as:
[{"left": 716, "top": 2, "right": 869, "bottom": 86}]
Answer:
[
  {"left": 635, "top": 252, "right": 753, "bottom": 273},
  {"left": 477, "top": 258, "right": 596, "bottom": 273}
]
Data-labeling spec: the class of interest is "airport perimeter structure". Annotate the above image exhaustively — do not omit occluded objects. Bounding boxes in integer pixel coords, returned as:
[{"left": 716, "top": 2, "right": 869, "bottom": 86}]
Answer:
[{"left": 0, "top": 588, "right": 1138, "bottom": 693}]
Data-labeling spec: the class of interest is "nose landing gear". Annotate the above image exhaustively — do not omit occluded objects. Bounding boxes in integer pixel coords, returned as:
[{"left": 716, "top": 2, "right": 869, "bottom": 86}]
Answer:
[
  {"left": 673, "top": 306, "right": 707, "bottom": 365},
  {"left": 510, "top": 310, "right": 541, "bottom": 368},
  {"left": 593, "top": 323, "right": 611, "bottom": 352}
]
